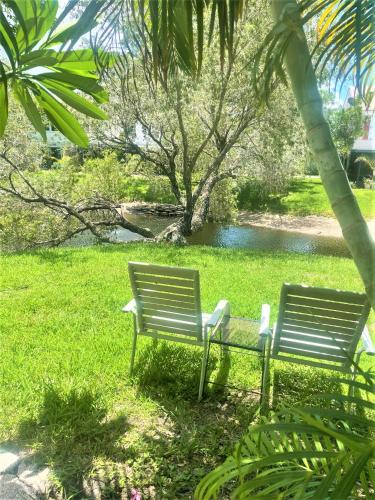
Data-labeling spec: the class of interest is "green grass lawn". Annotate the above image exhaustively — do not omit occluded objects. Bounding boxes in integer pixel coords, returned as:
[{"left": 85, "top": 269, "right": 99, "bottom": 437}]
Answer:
[
  {"left": 275, "top": 177, "right": 375, "bottom": 218},
  {"left": 1, "top": 244, "right": 374, "bottom": 498}
]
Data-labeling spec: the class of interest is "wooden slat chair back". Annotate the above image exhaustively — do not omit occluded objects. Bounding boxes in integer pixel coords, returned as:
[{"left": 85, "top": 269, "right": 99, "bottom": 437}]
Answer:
[
  {"left": 272, "top": 284, "right": 370, "bottom": 372},
  {"left": 128, "top": 261, "right": 203, "bottom": 344},
  {"left": 125, "top": 262, "right": 229, "bottom": 401}
]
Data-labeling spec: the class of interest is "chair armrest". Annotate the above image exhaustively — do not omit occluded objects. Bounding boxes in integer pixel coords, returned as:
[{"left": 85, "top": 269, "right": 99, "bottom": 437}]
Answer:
[
  {"left": 259, "top": 304, "right": 271, "bottom": 336},
  {"left": 205, "top": 299, "right": 230, "bottom": 328},
  {"left": 122, "top": 299, "right": 137, "bottom": 314},
  {"left": 361, "top": 326, "right": 375, "bottom": 355}
]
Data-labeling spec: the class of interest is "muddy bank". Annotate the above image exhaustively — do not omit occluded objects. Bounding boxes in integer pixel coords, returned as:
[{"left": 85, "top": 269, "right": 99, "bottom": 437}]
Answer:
[{"left": 237, "top": 212, "right": 375, "bottom": 239}]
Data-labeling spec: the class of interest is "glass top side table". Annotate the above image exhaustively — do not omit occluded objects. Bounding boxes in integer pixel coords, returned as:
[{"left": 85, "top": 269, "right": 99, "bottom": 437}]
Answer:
[
  {"left": 205, "top": 314, "right": 270, "bottom": 408},
  {"left": 210, "top": 315, "right": 267, "bottom": 352}
]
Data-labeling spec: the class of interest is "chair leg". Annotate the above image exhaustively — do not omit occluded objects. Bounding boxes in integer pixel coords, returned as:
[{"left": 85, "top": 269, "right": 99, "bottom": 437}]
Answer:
[
  {"left": 198, "top": 341, "right": 209, "bottom": 402},
  {"left": 348, "top": 350, "right": 363, "bottom": 410},
  {"left": 129, "top": 316, "right": 138, "bottom": 377},
  {"left": 260, "top": 334, "right": 272, "bottom": 415}
]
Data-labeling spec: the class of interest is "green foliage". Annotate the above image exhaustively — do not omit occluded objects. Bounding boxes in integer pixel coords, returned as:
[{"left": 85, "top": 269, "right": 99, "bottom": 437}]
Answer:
[
  {"left": 236, "top": 178, "right": 286, "bottom": 212},
  {"left": 208, "top": 180, "right": 237, "bottom": 223},
  {"left": 0, "top": 194, "right": 72, "bottom": 251},
  {"left": 75, "top": 153, "right": 128, "bottom": 201},
  {"left": 354, "top": 157, "right": 375, "bottom": 191},
  {"left": 121, "top": 176, "right": 175, "bottom": 204},
  {"left": 196, "top": 374, "right": 375, "bottom": 498},
  {"left": 0, "top": 149, "right": 176, "bottom": 251},
  {"left": 92, "top": 1, "right": 374, "bottom": 103},
  {"left": 325, "top": 97, "right": 365, "bottom": 158},
  {"left": 72, "top": 153, "right": 175, "bottom": 203},
  {"left": 237, "top": 177, "right": 375, "bottom": 219},
  {"left": 0, "top": 0, "right": 108, "bottom": 147}
]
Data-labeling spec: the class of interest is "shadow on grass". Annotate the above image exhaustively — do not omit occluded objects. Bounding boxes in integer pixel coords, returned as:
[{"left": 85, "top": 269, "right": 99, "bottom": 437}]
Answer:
[
  {"left": 271, "top": 363, "right": 343, "bottom": 409},
  {"left": 15, "top": 386, "right": 130, "bottom": 498},
  {"left": 12, "top": 348, "right": 354, "bottom": 498},
  {"left": 127, "top": 341, "right": 260, "bottom": 497}
]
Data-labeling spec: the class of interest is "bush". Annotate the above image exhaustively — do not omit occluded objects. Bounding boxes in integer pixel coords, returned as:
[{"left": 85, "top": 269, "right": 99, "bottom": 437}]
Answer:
[
  {"left": 121, "top": 176, "right": 176, "bottom": 203},
  {"left": 208, "top": 179, "right": 237, "bottom": 222},
  {"left": 0, "top": 195, "right": 76, "bottom": 252},
  {"left": 236, "top": 178, "right": 285, "bottom": 212},
  {"left": 48, "top": 153, "right": 176, "bottom": 204}
]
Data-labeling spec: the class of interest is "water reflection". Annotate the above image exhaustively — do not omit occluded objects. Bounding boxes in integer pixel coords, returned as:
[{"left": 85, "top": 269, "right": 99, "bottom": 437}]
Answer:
[
  {"left": 64, "top": 213, "right": 350, "bottom": 258},
  {"left": 187, "top": 223, "right": 349, "bottom": 257}
]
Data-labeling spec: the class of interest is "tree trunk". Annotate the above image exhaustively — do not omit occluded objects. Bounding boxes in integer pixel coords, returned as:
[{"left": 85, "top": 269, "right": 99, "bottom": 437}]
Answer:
[
  {"left": 272, "top": 0, "right": 375, "bottom": 308},
  {"left": 191, "top": 177, "right": 218, "bottom": 232}
]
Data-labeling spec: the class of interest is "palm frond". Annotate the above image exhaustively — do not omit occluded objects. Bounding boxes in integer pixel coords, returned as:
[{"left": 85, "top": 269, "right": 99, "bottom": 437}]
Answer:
[
  {"left": 0, "top": 0, "right": 109, "bottom": 146},
  {"left": 90, "top": 0, "right": 245, "bottom": 82},
  {"left": 195, "top": 374, "right": 375, "bottom": 499},
  {"left": 254, "top": 0, "right": 375, "bottom": 105}
]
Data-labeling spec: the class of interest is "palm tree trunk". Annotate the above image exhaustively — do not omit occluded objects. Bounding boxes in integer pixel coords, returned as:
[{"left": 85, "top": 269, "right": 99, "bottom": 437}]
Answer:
[{"left": 272, "top": 0, "right": 375, "bottom": 308}]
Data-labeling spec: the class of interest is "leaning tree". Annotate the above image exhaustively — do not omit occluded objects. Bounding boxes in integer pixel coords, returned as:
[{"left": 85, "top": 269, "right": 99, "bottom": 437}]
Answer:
[
  {"left": 94, "top": 7, "right": 303, "bottom": 242},
  {"left": 83, "top": 0, "right": 375, "bottom": 307}
]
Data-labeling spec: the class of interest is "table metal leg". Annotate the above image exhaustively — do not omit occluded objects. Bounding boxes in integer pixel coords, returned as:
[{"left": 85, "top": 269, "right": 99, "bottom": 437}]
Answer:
[{"left": 202, "top": 340, "right": 212, "bottom": 397}]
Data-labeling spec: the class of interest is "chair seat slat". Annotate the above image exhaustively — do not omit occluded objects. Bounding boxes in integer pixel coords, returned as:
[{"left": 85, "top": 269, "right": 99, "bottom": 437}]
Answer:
[
  {"left": 139, "top": 290, "right": 196, "bottom": 305},
  {"left": 277, "top": 343, "right": 347, "bottom": 362},
  {"left": 141, "top": 305, "right": 198, "bottom": 318},
  {"left": 140, "top": 330, "right": 204, "bottom": 345},
  {"left": 279, "top": 330, "right": 351, "bottom": 348},
  {"left": 272, "top": 353, "right": 349, "bottom": 372},
  {"left": 286, "top": 296, "right": 364, "bottom": 313},
  {"left": 281, "top": 323, "right": 354, "bottom": 340},
  {"left": 143, "top": 320, "right": 200, "bottom": 337},
  {"left": 143, "top": 309, "right": 198, "bottom": 323},
  {"left": 135, "top": 274, "right": 194, "bottom": 288},
  {"left": 140, "top": 300, "right": 197, "bottom": 315},
  {"left": 283, "top": 314, "right": 358, "bottom": 331},
  {"left": 284, "top": 304, "right": 361, "bottom": 322},
  {"left": 285, "top": 284, "right": 366, "bottom": 304}
]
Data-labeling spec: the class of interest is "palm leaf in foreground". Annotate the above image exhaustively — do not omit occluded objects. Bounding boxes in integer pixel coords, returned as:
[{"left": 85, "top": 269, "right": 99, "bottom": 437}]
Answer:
[
  {"left": 196, "top": 375, "right": 375, "bottom": 499},
  {"left": 0, "top": 0, "right": 109, "bottom": 147},
  {"left": 254, "top": 0, "right": 375, "bottom": 105}
]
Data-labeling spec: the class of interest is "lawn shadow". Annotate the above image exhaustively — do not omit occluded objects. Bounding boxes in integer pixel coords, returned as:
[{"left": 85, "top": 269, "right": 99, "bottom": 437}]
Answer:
[
  {"left": 271, "top": 363, "right": 344, "bottom": 410},
  {"left": 128, "top": 341, "right": 260, "bottom": 497},
  {"left": 15, "top": 386, "right": 131, "bottom": 498},
  {"left": 133, "top": 340, "right": 222, "bottom": 401}
]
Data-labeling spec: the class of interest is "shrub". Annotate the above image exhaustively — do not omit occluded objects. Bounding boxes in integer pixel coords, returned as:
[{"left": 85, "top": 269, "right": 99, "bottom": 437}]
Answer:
[
  {"left": 236, "top": 178, "right": 285, "bottom": 212},
  {"left": 208, "top": 179, "right": 237, "bottom": 222},
  {"left": 122, "top": 176, "right": 176, "bottom": 203}
]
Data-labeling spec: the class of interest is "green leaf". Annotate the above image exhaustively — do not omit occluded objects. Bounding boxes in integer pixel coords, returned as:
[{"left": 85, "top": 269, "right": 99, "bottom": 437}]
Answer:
[
  {"left": 12, "top": 80, "right": 46, "bottom": 140},
  {"left": 20, "top": 48, "right": 101, "bottom": 72},
  {"left": 332, "top": 448, "right": 374, "bottom": 498},
  {"left": 11, "top": 0, "right": 58, "bottom": 52},
  {"left": 34, "top": 72, "right": 108, "bottom": 103},
  {"left": 0, "top": 80, "right": 8, "bottom": 136},
  {"left": 44, "top": 0, "right": 101, "bottom": 49},
  {"left": 0, "top": 7, "right": 19, "bottom": 67},
  {"left": 40, "top": 79, "right": 108, "bottom": 120},
  {"left": 33, "top": 87, "right": 89, "bottom": 148},
  {"left": 45, "top": 20, "right": 99, "bottom": 49}
]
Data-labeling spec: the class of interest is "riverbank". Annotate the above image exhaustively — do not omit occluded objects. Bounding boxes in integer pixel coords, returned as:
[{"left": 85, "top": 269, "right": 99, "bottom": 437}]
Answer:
[{"left": 237, "top": 212, "right": 375, "bottom": 239}]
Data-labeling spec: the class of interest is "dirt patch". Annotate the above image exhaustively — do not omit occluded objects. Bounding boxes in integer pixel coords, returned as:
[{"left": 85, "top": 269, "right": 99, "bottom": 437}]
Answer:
[{"left": 237, "top": 212, "right": 375, "bottom": 239}]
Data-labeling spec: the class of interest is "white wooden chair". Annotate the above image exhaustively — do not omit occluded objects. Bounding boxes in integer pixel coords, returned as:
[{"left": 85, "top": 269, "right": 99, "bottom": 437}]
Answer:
[
  {"left": 261, "top": 283, "right": 374, "bottom": 408},
  {"left": 123, "top": 262, "right": 229, "bottom": 401}
]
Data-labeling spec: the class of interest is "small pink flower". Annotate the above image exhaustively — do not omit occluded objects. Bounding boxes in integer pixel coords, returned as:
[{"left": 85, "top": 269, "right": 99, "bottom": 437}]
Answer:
[{"left": 131, "top": 488, "right": 142, "bottom": 500}]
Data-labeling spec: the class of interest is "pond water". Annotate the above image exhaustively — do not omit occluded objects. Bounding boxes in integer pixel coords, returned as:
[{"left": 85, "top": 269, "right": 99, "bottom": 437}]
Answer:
[{"left": 65, "top": 212, "right": 350, "bottom": 258}]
